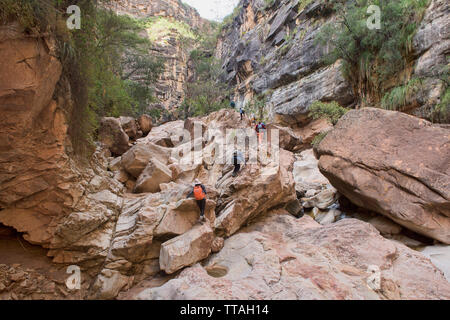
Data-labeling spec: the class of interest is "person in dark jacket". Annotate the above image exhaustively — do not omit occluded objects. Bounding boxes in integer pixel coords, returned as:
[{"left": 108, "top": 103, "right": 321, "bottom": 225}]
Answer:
[
  {"left": 187, "top": 179, "right": 207, "bottom": 222},
  {"left": 239, "top": 107, "right": 245, "bottom": 121},
  {"left": 232, "top": 150, "right": 244, "bottom": 177}
]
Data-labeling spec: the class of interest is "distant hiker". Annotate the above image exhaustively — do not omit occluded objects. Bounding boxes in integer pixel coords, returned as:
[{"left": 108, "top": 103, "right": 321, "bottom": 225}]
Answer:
[
  {"left": 187, "top": 179, "right": 207, "bottom": 223},
  {"left": 239, "top": 107, "right": 245, "bottom": 121},
  {"left": 255, "top": 121, "right": 266, "bottom": 144},
  {"left": 232, "top": 150, "right": 244, "bottom": 177},
  {"left": 250, "top": 113, "right": 256, "bottom": 126},
  {"left": 230, "top": 101, "right": 236, "bottom": 109}
]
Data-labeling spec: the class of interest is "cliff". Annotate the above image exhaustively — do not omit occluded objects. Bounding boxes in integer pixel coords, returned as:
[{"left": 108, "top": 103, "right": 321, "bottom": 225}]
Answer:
[
  {"left": 217, "top": 0, "right": 449, "bottom": 126},
  {"left": 107, "top": 0, "right": 210, "bottom": 115}
]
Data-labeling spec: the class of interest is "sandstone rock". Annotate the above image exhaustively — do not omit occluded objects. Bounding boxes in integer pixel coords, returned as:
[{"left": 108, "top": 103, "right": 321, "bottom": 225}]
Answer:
[
  {"left": 159, "top": 223, "right": 214, "bottom": 274},
  {"left": 312, "top": 208, "right": 341, "bottom": 225},
  {"left": 154, "top": 199, "right": 216, "bottom": 237},
  {"left": 136, "top": 214, "right": 450, "bottom": 300},
  {"left": 214, "top": 149, "right": 297, "bottom": 237},
  {"left": 109, "top": 157, "right": 122, "bottom": 171},
  {"left": 121, "top": 143, "right": 171, "bottom": 178},
  {"left": 301, "top": 187, "right": 338, "bottom": 210},
  {"left": 119, "top": 116, "right": 138, "bottom": 139},
  {"left": 114, "top": 170, "right": 129, "bottom": 183},
  {"left": 104, "top": 0, "right": 207, "bottom": 111},
  {"left": 90, "top": 269, "right": 130, "bottom": 300},
  {"left": 293, "top": 149, "right": 330, "bottom": 196},
  {"left": 316, "top": 108, "right": 450, "bottom": 243},
  {"left": 368, "top": 216, "right": 403, "bottom": 236},
  {"left": 98, "top": 117, "right": 130, "bottom": 156},
  {"left": 267, "top": 124, "right": 303, "bottom": 152},
  {"left": 144, "top": 120, "right": 185, "bottom": 147},
  {"left": 137, "top": 114, "right": 153, "bottom": 135},
  {"left": 134, "top": 159, "right": 173, "bottom": 193},
  {"left": 420, "top": 245, "right": 450, "bottom": 282},
  {"left": 211, "top": 237, "right": 224, "bottom": 253},
  {"left": 270, "top": 60, "right": 354, "bottom": 126},
  {"left": 184, "top": 118, "right": 206, "bottom": 140}
]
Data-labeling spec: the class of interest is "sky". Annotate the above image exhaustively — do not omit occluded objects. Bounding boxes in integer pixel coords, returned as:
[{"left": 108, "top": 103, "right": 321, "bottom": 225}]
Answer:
[{"left": 183, "top": 0, "right": 240, "bottom": 21}]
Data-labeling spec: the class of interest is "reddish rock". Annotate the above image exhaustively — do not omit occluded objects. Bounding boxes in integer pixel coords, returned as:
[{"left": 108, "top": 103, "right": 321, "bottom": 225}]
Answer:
[{"left": 316, "top": 108, "right": 450, "bottom": 243}]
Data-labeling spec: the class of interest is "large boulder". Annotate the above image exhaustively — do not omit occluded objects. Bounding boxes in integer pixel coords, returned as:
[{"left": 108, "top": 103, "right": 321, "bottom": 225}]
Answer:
[
  {"left": 154, "top": 199, "right": 216, "bottom": 238},
  {"left": 214, "top": 149, "right": 297, "bottom": 237},
  {"left": 267, "top": 124, "right": 303, "bottom": 152},
  {"left": 98, "top": 117, "right": 130, "bottom": 156},
  {"left": 419, "top": 245, "right": 450, "bottom": 282},
  {"left": 136, "top": 214, "right": 450, "bottom": 300},
  {"left": 316, "top": 108, "right": 450, "bottom": 243},
  {"left": 293, "top": 149, "right": 330, "bottom": 196},
  {"left": 121, "top": 143, "right": 171, "bottom": 178},
  {"left": 134, "top": 159, "right": 173, "bottom": 193},
  {"left": 144, "top": 120, "right": 185, "bottom": 148},
  {"left": 137, "top": 114, "right": 153, "bottom": 135},
  {"left": 119, "top": 117, "right": 138, "bottom": 140},
  {"left": 159, "top": 223, "right": 214, "bottom": 274}
]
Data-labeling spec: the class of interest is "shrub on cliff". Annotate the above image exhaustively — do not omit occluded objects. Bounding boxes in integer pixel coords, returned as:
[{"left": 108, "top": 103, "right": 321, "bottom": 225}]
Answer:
[
  {"left": 0, "top": 0, "right": 164, "bottom": 155},
  {"left": 309, "top": 101, "right": 349, "bottom": 125},
  {"left": 316, "top": 0, "right": 430, "bottom": 107}
]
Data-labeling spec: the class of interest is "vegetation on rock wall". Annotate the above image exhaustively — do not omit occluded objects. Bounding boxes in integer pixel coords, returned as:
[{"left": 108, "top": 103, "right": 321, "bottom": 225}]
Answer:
[
  {"left": 381, "top": 77, "right": 424, "bottom": 112},
  {"left": 180, "top": 25, "right": 230, "bottom": 118},
  {"left": 138, "top": 16, "right": 198, "bottom": 42},
  {"left": 309, "top": 101, "right": 349, "bottom": 125},
  {"left": 0, "top": 0, "right": 164, "bottom": 155},
  {"left": 316, "top": 0, "right": 430, "bottom": 108}
]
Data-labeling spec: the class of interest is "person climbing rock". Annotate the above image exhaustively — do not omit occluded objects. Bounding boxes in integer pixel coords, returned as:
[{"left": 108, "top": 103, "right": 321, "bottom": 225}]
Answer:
[
  {"left": 232, "top": 150, "right": 244, "bottom": 177},
  {"left": 239, "top": 107, "right": 245, "bottom": 121},
  {"left": 255, "top": 121, "right": 266, "bottom": 144},
  {"left": 187, "top": 179, "right": 207, "bottom": 223},
  {"left": 230, "top": 100, "right": 236, "bottom": 109},
  {"left": 250, "top": 113, "right": 256, "bottom": 126}
]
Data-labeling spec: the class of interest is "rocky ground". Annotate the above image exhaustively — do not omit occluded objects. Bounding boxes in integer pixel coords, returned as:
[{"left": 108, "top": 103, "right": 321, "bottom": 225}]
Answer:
[{"left": 1, "top": 105, "right": 449, "bottom": 300}]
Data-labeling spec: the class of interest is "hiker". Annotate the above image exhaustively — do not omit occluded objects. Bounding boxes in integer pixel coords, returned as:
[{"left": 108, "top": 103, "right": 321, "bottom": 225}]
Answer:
[
  {"left": 250, "top": 113, "right": 256, "bottom": 126},
  {"left": 239, "top": 107, "right": 245, "bottom": 121},
  {"left": 230, "top": 100, "right": 236, "bottom": 109},
  {"left": 187, "top": 179, "right": 207, "bottom": 223},
  {"left": 255, "top": 121, "right": 266, "bottom": 144},
  {"left": 232, "top": 150, "right": 244, "bottom": 177}
]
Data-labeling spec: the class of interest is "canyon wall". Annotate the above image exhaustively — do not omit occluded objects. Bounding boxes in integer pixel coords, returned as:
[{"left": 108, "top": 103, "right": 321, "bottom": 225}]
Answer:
[
  {"left": 107, "top": 0, "right": 210, "bottom": 114},
  {"left": 217, "top": 0, "right": 449, "bottom": 126}
]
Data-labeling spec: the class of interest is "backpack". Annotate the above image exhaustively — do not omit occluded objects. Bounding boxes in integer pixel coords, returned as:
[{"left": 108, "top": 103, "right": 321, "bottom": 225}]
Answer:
[
  {"left": 257, "top": 123, "right": 263, "bottom": 130},
  {"left": 193, "top": 185, "right": 205, "bottom": 200}
]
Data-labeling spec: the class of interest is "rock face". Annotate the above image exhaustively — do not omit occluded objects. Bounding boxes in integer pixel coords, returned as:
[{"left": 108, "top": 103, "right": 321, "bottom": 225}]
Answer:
[
  {"left": 137, "top": 114, "right": 153, "bottom": 135},
  {"left": 316, "top": 108, "right": 450, "bottom": 244},
  {"left": 420, "top": 245, "right": 450, "bottom": 282},
  {"left": 106, "top": 0, "right": 209, "bottom": 112},
  {"left": 135, "top": 214, "right": 450, "bottom": 300},
  {"left": 98, "top": 117, "right": 131, "bottom": 155},
  {"left": 411, "top": 0, "right": 449, "bottom": 120},
  {"left": 217, "top": 0, "right": 355, "bottom": 128},
  {"left": 0, "top": 23, "right": 125, "bottom": 253},
  {"left": 159, "top": 223, "right": 214, "bottom": 274},
  {"left": 134, "top": 159, "right": 173, "bottom": 193},
  {"left": 218, "top": 0, "right": 448, "bottom": 126}
]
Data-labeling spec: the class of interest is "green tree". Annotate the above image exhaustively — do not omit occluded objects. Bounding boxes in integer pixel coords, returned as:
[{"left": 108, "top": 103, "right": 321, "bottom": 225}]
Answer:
[{"left": 316, "top": 0, "right": 429, "bottom": 106}]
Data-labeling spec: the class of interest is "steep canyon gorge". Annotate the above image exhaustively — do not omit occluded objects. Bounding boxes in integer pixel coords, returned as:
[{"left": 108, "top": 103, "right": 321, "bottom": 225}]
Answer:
[{"left": 0, "top": 0, "right": 449, "bottom": 301}]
